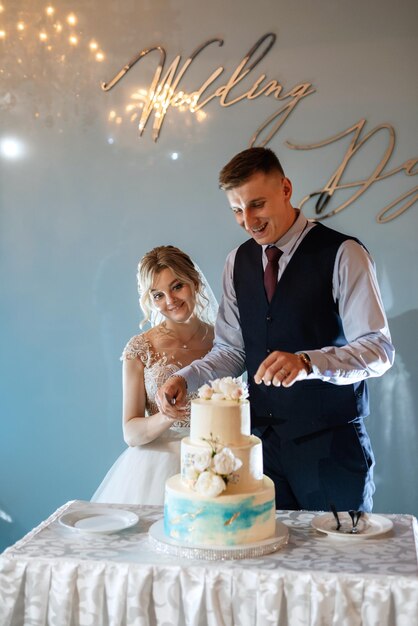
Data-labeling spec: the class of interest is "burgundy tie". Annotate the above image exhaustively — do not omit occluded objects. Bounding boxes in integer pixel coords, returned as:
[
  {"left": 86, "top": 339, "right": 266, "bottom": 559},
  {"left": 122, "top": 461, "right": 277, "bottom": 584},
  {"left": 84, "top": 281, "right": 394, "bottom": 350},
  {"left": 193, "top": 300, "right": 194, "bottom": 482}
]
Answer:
[{"left": 264, "top": 246, "right": 282, "bottom": 302}]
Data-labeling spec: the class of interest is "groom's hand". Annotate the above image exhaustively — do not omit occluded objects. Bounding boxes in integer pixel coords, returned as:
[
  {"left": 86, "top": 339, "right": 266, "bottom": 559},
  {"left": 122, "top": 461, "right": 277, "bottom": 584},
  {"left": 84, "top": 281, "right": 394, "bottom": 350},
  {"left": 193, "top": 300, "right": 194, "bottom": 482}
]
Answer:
[
  {"left": 254, "top": 351, "right": 310, "bottom": 388},
  {"left": 157, "top": 375, "right": 188, "bottom": 419}
]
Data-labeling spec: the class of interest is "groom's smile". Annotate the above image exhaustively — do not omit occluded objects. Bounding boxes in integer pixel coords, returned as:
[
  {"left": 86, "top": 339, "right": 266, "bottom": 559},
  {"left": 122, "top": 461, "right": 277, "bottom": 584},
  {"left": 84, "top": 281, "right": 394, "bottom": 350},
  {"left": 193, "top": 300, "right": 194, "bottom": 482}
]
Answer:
[{"left": 226, "top": 171, "right": 295, "bottom": 245}]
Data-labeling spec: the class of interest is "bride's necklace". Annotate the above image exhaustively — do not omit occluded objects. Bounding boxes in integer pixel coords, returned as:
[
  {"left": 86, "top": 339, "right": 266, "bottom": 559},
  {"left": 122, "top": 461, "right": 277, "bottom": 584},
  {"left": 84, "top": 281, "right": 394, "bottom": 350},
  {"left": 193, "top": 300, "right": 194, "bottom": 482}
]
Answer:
[{"left": 160, "top": 320, "right": 207, "bottom": 350}]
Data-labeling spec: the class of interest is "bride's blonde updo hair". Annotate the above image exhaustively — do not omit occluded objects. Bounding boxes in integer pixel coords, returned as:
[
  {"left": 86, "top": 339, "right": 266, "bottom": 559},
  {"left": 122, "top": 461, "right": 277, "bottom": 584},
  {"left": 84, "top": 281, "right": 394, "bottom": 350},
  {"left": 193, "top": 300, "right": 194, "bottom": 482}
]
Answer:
[{"left": 137, "top": 245, "right": 205, "bottom": 328}]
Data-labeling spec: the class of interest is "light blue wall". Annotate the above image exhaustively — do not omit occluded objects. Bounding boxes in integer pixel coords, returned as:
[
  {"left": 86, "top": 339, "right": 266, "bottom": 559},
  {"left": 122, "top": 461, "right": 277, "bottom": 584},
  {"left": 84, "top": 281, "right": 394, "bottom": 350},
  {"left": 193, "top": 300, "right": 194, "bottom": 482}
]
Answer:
[{"left": 1, "top": 0, "right": 417, "bottom": 549}]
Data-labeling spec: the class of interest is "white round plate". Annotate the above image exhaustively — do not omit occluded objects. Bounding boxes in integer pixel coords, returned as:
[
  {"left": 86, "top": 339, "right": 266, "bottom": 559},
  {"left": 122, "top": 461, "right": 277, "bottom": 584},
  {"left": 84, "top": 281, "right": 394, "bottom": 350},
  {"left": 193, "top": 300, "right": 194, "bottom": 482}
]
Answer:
[
  {"left": 148, "top": 519, "right": 289, "bottom": 560},
  {"left": 311, "top": 512, "right": 393, "bottom": 538},
  {"left": 59, "top": 507, "right": 139, "bottom": 534}
]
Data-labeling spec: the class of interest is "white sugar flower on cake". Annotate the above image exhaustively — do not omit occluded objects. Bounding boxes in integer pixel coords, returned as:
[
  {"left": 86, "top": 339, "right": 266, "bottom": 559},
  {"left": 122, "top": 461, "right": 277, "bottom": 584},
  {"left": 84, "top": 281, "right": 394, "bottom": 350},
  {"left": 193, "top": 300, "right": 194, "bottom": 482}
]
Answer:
[
  {"left": 198, "top": 377, "right": 249, "bottom": 402},
  {"left": 212, "top": 447, "right": 241, "bottom": 475},
  {"left": 191, "top": 449, "right": 212, "bottom": 473},
  {"left": 194, "top": 471, "right": 226, "bottom": 498},
  {"left": 183, "top": 435, "right": 243, "bottom": 497}
]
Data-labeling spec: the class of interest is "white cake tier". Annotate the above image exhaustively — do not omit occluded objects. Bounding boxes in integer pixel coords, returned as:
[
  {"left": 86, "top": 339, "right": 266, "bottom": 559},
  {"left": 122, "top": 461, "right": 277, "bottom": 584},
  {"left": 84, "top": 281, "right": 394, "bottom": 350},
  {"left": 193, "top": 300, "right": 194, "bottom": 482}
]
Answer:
[
  {"left": 181, "top": 436, "right": 264, "bottom": 494},
  {"left": 164, "top": 475, "right": 276, "bottom": 546},
  {"left": 190, "top": 398, "right": 250, "bottom": 445}
]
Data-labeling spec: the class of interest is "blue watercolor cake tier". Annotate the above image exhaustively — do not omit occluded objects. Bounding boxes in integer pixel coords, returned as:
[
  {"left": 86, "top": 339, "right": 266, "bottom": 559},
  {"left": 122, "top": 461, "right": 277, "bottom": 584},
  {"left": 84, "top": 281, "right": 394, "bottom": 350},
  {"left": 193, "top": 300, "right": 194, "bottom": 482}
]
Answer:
[
  {"left": 163, "top": 378, "right": 276, "bottom": 546},
  {"left": 164, "top": 475, "right": 276, "bottom": 546}
]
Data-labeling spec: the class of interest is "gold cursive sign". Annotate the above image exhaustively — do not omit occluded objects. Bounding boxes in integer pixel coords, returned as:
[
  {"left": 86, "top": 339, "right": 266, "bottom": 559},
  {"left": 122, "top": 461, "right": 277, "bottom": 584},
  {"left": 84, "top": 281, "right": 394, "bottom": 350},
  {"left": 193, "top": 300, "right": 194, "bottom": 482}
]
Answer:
[
  {"left": 101, "top": 34, "right": 315, "bottom": 144},
  {"left": 287, "top": 120, "right": 418, "bottom": 223},
  {"left": 102, "top": 34, "right": 417, "bottom": 223}
]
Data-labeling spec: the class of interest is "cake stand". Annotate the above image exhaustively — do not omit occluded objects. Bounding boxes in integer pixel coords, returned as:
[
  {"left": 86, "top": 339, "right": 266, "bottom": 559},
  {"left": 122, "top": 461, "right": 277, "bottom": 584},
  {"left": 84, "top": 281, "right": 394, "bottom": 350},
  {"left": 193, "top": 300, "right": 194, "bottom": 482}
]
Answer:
[{"left": 148, "top": 519, "right": 289, "bottom": 561}]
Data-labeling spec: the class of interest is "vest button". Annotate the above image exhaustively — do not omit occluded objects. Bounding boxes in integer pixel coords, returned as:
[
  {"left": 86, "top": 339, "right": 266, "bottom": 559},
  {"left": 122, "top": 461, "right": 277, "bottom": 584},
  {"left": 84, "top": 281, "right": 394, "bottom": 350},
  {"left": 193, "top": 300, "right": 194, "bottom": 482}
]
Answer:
[
  {"left": 266, "top": 349, "right": 271, "bottom": 354},
  {"left": 266, "top": 315, "right": 272, "bottom": 322}
]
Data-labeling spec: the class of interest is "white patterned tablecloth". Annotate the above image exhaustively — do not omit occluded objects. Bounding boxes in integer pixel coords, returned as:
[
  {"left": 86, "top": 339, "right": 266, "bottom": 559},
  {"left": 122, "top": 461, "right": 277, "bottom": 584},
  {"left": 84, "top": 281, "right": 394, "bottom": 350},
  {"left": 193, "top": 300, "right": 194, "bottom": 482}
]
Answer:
[{"left": 1, "top": 500, "right": 417, "bottom": 626}]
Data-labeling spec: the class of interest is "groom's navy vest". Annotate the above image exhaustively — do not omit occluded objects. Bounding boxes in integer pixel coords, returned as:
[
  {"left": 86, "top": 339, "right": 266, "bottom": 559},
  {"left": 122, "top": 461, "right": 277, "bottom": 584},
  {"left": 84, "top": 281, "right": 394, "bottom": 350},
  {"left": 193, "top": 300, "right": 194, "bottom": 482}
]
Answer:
[{"left": 233, "top": 223, "right": 369, "bottom": 439}]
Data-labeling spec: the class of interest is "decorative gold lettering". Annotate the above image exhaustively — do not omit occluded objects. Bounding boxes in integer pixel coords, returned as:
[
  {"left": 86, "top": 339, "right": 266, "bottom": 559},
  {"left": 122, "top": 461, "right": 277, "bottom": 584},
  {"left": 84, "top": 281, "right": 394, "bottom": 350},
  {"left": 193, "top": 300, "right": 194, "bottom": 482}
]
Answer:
[
  {"left": 287, "top": 119, "right": 417, "bottom": 222},
  {"left": 376, "top": 186, "right": 418, "bottom": 223},
  {"left": 206, "top": 33, "right": 277, "bottom": 107},
  {"left": 371, "top": 158, "right": 418, "bottom": 223},
  {"left": 101, "top": 45, "right": 166, "bottom": 92},
  {"left": 101, "top": 33, "right": 312, "bottom": 144},
  {"left": 102, "top": 38, "right": 224, "bottom": 140},
  {"left": 219, "top": 32, "right": 276, "bottom": 106},
  {"left": 101, "top": 35, "right": 417, "bottom": 223},
  {"left": 250, "top": 83, "right": 315, "bottom": 147}
]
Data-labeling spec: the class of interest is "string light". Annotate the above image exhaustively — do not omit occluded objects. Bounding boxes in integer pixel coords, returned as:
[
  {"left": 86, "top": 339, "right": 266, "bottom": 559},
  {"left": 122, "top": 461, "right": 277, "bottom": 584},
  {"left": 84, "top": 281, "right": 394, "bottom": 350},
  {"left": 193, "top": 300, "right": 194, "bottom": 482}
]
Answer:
[
  {"left": 1, "top": 4, "right": 107, "bottom": 128},
  {"left": 0, "top": 7, "right": 105, "bottom": 59},
  {"left": 66, "top": 13, "right": 77, "bottom": 26}
]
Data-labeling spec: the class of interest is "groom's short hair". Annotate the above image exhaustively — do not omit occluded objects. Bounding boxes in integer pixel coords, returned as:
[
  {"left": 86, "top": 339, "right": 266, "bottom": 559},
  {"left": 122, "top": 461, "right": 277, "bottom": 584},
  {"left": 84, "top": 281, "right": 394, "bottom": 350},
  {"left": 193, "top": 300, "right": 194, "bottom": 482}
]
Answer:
[{"left": 219, "top": 147, "right": 285, "bottom": 191}]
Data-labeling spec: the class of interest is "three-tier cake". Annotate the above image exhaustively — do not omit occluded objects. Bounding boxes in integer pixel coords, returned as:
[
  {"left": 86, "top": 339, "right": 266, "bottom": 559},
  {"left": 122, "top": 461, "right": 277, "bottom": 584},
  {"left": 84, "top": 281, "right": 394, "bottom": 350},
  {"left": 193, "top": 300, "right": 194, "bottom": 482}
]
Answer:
[{"left": 164, "top": 378, "right": 276, "bottom": 546}]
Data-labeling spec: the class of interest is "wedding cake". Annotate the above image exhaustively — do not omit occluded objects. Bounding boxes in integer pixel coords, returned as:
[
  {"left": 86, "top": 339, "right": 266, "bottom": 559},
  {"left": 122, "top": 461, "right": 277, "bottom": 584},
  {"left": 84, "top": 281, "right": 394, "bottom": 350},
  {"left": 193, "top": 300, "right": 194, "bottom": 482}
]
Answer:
[{"left": 164, "top": 378, "right": 276, "bottom": 546}]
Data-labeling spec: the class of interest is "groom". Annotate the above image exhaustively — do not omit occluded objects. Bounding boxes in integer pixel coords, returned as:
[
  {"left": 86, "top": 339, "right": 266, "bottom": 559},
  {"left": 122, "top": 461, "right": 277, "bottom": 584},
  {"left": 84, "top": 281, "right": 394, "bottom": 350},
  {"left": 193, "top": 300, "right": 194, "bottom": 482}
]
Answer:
[{"left": 157, "top": 147, "right": 394, "bottom": 511}]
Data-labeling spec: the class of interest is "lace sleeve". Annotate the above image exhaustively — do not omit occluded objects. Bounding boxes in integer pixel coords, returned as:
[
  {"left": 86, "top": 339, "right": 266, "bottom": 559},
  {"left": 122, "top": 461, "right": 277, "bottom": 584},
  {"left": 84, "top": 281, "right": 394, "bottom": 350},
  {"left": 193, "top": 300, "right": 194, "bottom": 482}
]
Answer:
[{"left": 120, "top": 334, "right": 151, "bottom": 366}]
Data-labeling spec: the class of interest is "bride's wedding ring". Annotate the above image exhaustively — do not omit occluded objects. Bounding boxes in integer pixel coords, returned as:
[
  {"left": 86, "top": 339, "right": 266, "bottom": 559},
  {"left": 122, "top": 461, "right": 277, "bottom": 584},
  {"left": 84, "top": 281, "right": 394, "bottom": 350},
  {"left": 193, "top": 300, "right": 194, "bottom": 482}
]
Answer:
[{"left": 280, "top": 368, "right": 288, "bottom": 376}]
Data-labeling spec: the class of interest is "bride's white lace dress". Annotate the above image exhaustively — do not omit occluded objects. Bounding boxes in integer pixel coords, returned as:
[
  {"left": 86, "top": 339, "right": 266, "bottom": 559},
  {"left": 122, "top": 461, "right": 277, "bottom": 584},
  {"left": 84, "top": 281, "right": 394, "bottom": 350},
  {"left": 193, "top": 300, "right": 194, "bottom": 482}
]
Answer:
[{"left": 91, "top": 334, "right": 194, "bottom": 505}]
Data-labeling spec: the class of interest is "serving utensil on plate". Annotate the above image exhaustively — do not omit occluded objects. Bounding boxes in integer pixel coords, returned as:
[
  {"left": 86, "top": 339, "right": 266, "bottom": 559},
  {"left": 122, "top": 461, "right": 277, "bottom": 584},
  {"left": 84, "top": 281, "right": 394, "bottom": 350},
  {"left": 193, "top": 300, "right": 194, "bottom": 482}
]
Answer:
[
  {"left": 348, "top": 510, "right": 363, "bottom": 533},
  {"left": 329, "top": 503, "right": 341, "bottom": 530},
  {"left": 312, "top": 512, "right": 391, "bottom": 538},
  {"left": 329, "top": 505, "right": 364, "bottom": 533}
]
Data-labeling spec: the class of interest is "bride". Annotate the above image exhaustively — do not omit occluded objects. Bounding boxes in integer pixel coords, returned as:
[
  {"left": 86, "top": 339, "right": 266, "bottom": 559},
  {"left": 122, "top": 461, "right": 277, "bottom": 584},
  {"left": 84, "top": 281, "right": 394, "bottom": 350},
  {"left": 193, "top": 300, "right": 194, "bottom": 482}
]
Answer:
[{"left": 91, "top": 245, "right": 217, "bottom": 505}]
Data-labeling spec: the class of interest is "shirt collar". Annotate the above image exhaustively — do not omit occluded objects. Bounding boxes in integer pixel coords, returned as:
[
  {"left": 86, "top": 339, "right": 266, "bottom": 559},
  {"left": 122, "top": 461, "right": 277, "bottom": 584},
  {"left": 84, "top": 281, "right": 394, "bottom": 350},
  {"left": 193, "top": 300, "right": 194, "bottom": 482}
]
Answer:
[{"left": 262, "top": 210, "right": 309, "bottom": 256}]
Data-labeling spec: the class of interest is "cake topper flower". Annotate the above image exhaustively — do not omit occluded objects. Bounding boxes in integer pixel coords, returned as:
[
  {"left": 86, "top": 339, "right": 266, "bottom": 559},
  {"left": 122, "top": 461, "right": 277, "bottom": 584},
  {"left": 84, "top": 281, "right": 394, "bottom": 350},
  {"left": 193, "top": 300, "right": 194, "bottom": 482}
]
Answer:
[
  {"left": 198, "top": 377, "right": 248, "bottom": 402},
  {"left": 183, "top": 436, "right": 243, "bottom": 497}
]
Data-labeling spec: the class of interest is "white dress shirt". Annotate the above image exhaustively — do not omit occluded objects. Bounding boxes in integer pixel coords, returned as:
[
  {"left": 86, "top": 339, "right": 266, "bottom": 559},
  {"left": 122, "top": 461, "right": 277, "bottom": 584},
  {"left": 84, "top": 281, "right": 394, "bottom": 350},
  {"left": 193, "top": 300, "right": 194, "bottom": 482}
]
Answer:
[{"left": 179, "top": 211, "right": 395, "bottom": 390}]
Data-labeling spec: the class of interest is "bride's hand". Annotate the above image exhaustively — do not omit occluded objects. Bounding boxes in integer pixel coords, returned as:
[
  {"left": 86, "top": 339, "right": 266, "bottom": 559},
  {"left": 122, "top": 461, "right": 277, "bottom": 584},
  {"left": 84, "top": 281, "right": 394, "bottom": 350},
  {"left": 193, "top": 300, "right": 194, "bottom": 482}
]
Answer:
[
  {"left": 157, "top": 375, "right": 188, "bottom": 419},
  {"left": 162, "top": 403, "right": 188, "bottom": 422}
]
